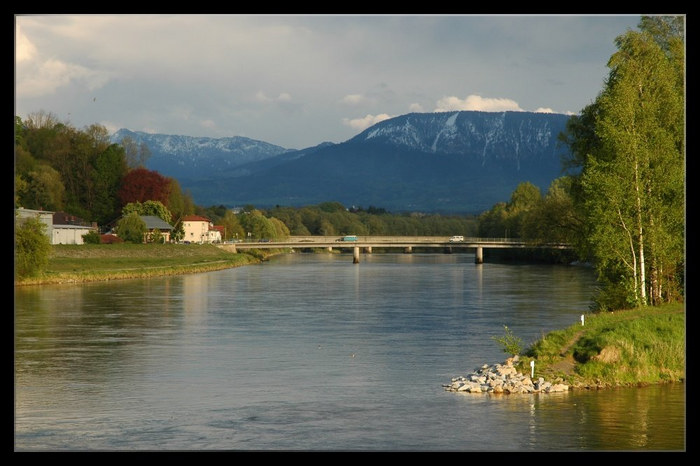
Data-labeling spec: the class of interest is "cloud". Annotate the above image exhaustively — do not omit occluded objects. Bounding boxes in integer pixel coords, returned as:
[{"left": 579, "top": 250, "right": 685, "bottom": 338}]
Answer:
[
  {"left": 342, "top": 113, "right": 393, "bottom": 131},
  {"left": 15, "top": 24, "right": 36, "bottom": 63},
  {"left": 434, "top": 95, "right": 523, "bottom": 112},
  {"left": 340, "top": 94, "right": 370, "bottom": 106},
  {"left": 255, "top": 91, "right": 273, "bottom": 103},
  {"left": 255, "top": 91, "right": 293, "bottom": 103},
  {"left": 409, "top": 103, "right": 424, "bottom": 112},
  {"left": 15, "top": 23, "right": 110, "bottom": 98},
  {"left": 17, "top": 58, "right": 109, "bottom": 98},
  {"left": 201, "top": 119, "right": 217, "bottom": 129},
  {"left": 534, "top": 107, "right": 555, "bottom": 113}
]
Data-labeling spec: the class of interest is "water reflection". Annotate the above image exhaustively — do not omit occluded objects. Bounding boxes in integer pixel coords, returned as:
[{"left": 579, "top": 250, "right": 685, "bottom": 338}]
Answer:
[{"left": 15, "top": 254, "right": 684, "bottom": 451}]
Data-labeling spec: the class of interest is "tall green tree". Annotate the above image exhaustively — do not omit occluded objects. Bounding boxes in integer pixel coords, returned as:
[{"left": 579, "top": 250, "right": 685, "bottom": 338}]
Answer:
[
  {"left": 23, "top": 165, "right": 65, "bottom": 211},
  {"left": 92, "top": 144, "right": 128, "bottom": 225},
  {"left": 562, "top": 16, "right": 685, "bottom": 309},
  {"left": 220, "top": 210, "right": 245, "bottom": 241}
]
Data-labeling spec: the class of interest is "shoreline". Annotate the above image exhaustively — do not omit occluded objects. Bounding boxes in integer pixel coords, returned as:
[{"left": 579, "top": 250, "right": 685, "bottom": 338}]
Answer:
[{"left": 14, "top": 260, "right": 260, "bottom": 287}]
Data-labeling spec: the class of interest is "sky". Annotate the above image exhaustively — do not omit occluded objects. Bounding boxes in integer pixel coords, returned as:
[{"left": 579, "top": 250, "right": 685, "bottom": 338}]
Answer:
[{"left": 15, "top": 14, "right": 644, "bottom": 150}]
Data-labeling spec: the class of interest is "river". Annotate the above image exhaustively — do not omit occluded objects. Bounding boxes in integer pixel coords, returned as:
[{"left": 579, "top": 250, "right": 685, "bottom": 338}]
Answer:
[{"left": 14, "top": 252, "right": 685, "bottom": 451}]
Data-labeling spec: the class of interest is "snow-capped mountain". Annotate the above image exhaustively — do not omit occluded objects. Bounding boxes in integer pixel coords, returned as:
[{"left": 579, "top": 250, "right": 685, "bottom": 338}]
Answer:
[
  {"left": 349, "top": 111, "right": 570, "bottom": 169},
  {"left": 113, "top": 110, "right": 574, "bottom": 214},
  {"left": 110, "top": 129, "right": 295, "bottom": 181}
]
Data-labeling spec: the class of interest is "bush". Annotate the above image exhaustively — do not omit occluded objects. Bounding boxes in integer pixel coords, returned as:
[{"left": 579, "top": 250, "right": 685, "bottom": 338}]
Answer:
[
  {"left": 15, "top": 217, "right": 52, "bottom": 278},
  {"left": 82, "top": 230, "right": 101, "bottom": 244},
  {"left": 492, "top": 325, "right": 523, "bottom": 356},
  {"left": 115, "top": 212, "right": 146, "bottom": 243}
]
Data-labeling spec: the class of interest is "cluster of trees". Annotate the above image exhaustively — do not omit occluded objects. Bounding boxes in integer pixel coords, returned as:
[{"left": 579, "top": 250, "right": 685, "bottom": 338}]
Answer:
[
  {"left": 562, "top": 16, "right": 685, "bottom": 309},
  {"left": 477, "top": 17, "right": 685, "bottom": 310},
  {"left": 197, "top": 201, "right": 478, "bottom": 240},
  {"left": 14, "top": 112, "right": 197, "bottom": 227}
]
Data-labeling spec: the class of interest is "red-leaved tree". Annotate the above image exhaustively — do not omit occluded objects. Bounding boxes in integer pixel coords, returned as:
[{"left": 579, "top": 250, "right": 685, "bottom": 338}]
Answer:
[{"left": 118, "top": 168, "right": 171, "bottom": 207}]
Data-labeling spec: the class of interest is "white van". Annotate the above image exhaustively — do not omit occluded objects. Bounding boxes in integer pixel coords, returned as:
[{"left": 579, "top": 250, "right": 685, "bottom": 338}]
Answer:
[{"left": 449, "top": 235, "right": 464, "bottom": 243}]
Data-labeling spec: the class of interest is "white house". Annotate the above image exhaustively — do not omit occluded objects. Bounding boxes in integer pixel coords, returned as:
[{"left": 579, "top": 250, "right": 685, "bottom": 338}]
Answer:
[
  {"left": 52, "top": 224, "right": 95, "bottom": 245},
  {"left": 51, "top": 211, "right": 97, "bottom": 245},
  {"left": 181, "top": 215, "right": 221, "bottom": 243},
  {"left": 16, "top": 208, "right": 98, "bottom": 245}
]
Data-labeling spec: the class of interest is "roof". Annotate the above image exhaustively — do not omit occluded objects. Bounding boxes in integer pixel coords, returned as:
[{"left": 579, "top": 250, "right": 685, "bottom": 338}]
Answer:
[
  {"left": 140, "top": 215, "right": 174, "bottom": 230},
  {"left": 182, "top": 215, "right": 211, "bottom": 222},
  {"left": 53, "top": 224, "right": 94, "bottom": 230}
]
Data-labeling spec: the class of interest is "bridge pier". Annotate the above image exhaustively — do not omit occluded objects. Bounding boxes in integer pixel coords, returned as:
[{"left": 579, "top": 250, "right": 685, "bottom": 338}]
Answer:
[
  {"left": 327, "top": 246, "right": 333, "bottom": 252},
  {"left": 353, "top": 246, "right": 360, "bottom": 263},
  {"left": 475, "top": 246, "right": 483, "bottom": 264},
  {"left": 404, "top": 246, "right": 412, "bottom": 254},
  {"left": 364, "top": 246, "right": 372, "bottom": 254}
]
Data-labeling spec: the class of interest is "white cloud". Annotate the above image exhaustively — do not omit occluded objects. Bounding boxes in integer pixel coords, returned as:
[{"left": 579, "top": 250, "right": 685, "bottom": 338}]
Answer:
[
  {"left": 342, "top": 113, "right": 393, "bottom": 131},
  {"left": 201, "top": 119, "right": 217, "bottom": 129},
  {"left": 434, "top": 95, "right": 523, "bottom": 113},
  {"left": 255, "top": 91, "right": 293, "bottom": 103},
  {"left": 534, "top": 107, "right": 555, "bottom": 113},
  {"left": 409, "top": 103, "right": 424, "bottom": 112},
  {"left": 255, "top": 91, "right": 273, "bottom": 103},
  {"left": 17, "top": 58, "right": 109, "bottom": 98},
  {"left": 341, "top": 94, "right": 369, "bottom": 106},
  {"left": 15, "top": 22, "right": 110, "bottom": 98},
  {"left": 15, "top": 24, "right": 36, "bottom": 63}
]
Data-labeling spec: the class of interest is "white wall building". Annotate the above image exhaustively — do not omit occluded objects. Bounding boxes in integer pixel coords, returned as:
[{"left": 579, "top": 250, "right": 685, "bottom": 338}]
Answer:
[
  {"left": 51, "top": 225, "right": 95, "bottom": 245},
  {"left": 181, "top": 215, "right": 220, "bottom": 243}
]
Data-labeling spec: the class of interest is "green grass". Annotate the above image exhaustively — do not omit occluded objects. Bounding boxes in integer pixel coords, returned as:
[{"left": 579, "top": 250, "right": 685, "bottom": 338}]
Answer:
[
  {"left": 518, "top": 303, "right": 685, "bottom": 389},
  {"left": 14, "top": 243, "right": 276, "bottom": 285}
]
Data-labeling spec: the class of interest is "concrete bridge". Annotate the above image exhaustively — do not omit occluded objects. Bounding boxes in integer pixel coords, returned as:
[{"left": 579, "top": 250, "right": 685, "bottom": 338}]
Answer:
[{"left": 217, "top": 235, "right": 571, "bottom": 264}]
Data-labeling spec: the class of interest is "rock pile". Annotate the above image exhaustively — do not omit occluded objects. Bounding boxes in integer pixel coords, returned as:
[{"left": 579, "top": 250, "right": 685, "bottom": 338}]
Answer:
[{"left": 444, "top": 356, "right": 569, "bottom": 394}]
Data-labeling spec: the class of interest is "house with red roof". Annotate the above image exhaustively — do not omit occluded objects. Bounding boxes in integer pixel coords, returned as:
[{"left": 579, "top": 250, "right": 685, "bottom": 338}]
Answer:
[{"left": 181, "top": 215, "right": 222, "bottom": 244}]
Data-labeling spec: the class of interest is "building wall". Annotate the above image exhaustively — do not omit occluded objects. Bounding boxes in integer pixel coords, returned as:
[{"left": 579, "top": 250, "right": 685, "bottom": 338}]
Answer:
[
  {"left": 16, "top": 208, "right": 54, "bottom": 239},
  {"left": 206, "top": 230, "right": 222, "bottom": 243},
  {"left": 52, "top": 226, "right": 93, "bottom": 245},
  {"left": 183, "top": 220, "right": 209, "bottom": 243}
]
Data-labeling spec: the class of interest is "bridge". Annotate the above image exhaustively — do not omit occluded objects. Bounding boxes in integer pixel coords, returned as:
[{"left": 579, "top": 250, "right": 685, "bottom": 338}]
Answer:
[{"left": 217, "top": 236, "right": 571, "bottom": 264}]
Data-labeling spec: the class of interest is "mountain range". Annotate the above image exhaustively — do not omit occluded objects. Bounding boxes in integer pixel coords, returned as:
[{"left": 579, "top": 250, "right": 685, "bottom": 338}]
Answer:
[{"left": 111, "top": 110, "right": 574, "bottom": 214}]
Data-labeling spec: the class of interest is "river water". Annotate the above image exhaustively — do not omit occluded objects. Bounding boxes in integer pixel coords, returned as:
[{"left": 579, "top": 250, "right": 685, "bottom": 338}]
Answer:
[{"left": 14, "top": 252, "right": 685, "bottom": 451}]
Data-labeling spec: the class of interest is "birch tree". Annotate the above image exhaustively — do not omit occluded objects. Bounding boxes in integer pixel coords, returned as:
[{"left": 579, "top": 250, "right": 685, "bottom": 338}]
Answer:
[{"left": 563, "top": 16, "right": 684, "bottom": 309}]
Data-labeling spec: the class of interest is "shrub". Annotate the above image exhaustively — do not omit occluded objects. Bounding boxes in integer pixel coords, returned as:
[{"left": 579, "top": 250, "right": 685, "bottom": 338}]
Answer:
[
  {"left": 82, "top": 230, "right": 101, "bottom": 244},
  {"left": 15, "top": 217, "right": 52, "bottom": 278},
  {"left": 492, "top": 325, "right": 523, "bottom": 356},
  {"left": 115, "top": 212, "right": 147, "bottom": 243}
]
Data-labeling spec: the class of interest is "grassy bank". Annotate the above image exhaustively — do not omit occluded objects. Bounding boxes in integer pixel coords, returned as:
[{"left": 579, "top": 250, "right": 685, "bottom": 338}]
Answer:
[
  {"left": 513, "top": 303, "right": 685, "bottom": 390},
  {"left": 14, "top": 243, "right": 281, "bottom": 286}
]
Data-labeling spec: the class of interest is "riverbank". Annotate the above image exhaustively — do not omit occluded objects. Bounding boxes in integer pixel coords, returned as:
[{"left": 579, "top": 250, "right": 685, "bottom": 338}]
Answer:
[
  {"left": 13, "top": 243, "right": 284, "bottom": 286},
  {"left": 447, "top": 303, "right": 685, "bottom": 393}
]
